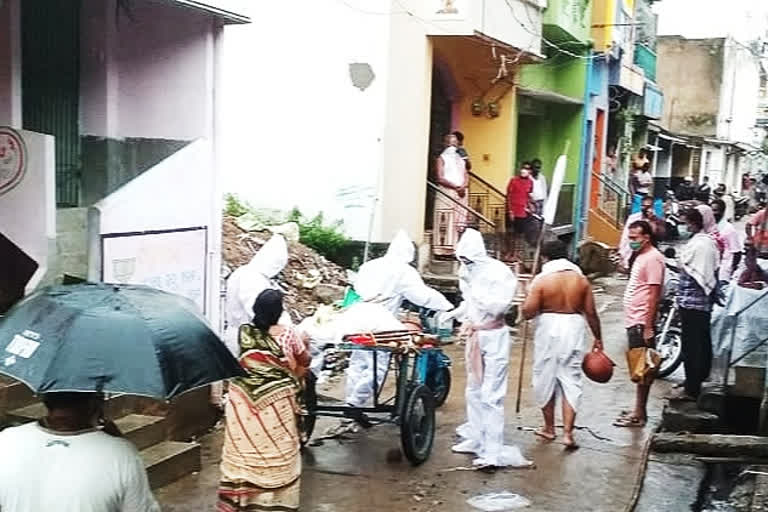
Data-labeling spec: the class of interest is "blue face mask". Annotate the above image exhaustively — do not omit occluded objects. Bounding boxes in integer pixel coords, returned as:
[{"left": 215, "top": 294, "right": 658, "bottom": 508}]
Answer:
[{"left": 678, "top": 225, "right": 692, "bottom": 240}]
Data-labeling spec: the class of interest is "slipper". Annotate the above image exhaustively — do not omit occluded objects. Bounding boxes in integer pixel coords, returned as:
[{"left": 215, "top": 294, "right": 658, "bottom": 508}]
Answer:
[
  {"left": 613, "top": 416, "right": 647, "bottom": 428},
  {"left": 534, "top": 429, "right": 556, "bottom": 442}
]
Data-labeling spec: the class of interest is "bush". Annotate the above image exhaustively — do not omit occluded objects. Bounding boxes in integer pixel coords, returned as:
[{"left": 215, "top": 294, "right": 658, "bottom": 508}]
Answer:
[
  {"left": 287, "top": 208, "right": 349, "bottom": 264},
  {"left": 223, "top": 195, "right": 349, "bottom": 265},
  {"left": 223, "top": 193, "right": 251, "bottom": 217}
]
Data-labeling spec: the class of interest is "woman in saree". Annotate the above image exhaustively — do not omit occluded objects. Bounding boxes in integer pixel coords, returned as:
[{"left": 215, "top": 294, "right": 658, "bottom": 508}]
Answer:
[{"left": 218, "top": 289, "right": 310, "bottom": 512}]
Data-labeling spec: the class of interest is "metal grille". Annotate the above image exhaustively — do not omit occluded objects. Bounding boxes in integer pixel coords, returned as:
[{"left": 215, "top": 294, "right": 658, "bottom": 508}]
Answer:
[{"left": 22, "top": 0, "right": 81, "bottom": 206}]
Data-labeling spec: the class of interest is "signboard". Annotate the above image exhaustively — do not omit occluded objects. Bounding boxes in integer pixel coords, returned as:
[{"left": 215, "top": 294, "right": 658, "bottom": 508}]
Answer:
[
  {"left": 102, "top": 227, "right": 207, "bottom": 313},
  {"left": 0, "top": 127, "right": 27, "bottom": 196}
]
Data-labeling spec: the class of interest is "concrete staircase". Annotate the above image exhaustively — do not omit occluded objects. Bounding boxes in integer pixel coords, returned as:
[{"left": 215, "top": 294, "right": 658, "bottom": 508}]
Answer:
[
  {"left": 0, "top": 376, "right": 203, "bottom": 489},
  {"left": 587, "top": 208, "right": 623, "bottom": 247}
]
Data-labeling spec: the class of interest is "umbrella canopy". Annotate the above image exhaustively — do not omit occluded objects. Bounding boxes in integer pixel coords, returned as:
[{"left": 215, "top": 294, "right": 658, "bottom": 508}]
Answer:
[{"left": 0, "top": 283, "right": 245, "bottom": 399}]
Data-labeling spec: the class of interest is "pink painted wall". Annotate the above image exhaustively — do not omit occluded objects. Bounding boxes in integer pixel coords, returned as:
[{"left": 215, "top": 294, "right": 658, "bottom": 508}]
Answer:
[
  {"left": 0, "top": 0, "right": 21, "bottom": 127},
  {"left": 80, "top": 0, "right": 215, "bottom": 140}
]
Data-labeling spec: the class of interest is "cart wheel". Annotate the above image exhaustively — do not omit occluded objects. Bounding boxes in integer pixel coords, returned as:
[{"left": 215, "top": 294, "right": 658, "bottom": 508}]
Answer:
[
  {"left": 426, "top": 366, "right": 451, "bottom": 407},
  {"left": 298, "top": 371, "right": 317, "bottom": 447},
  {"left": 400, "top": 384, "right": 436, "bottom": 465}
]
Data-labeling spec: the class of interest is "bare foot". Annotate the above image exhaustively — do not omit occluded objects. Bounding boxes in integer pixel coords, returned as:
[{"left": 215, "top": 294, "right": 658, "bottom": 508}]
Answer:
[
  {"left": 563, "top": 432, "right": 579, "bottom": 451},
  {"left": 534, "top": 428, "right": 556, "bottom": 442}
]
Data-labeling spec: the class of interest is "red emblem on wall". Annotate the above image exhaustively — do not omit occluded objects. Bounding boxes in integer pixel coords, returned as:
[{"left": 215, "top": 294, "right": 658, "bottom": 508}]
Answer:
[{"left": 0, "top": 127, "right": 27, "bottom": 196}]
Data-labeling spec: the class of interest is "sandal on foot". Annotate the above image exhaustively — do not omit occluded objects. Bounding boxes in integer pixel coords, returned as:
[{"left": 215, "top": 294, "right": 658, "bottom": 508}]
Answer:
[{"left": 613, "top": 416, "right": 647, "bottom": 428}]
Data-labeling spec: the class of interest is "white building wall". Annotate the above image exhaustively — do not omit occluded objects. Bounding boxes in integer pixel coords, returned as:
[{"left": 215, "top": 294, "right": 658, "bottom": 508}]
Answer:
[
  {"left": 700, "top": 143, "right": 727, "bottom": 184},
  {"left": 219, "top": 0, "right": 393, "bottom": 242},
  {"left": 220, "top": 0, "right": 538, "bottom": 243},
  {"left": 0, "top": 130, "right": 56, "bottom": 291},
  {"left": 717, "top": 39, "right": 761, "bottom": 145},
  {"left": 93, "top": 139, "right": 221, "bottom": 325},
  {"left": 400, "top": 0, "right": 542, "bottom": 56}
]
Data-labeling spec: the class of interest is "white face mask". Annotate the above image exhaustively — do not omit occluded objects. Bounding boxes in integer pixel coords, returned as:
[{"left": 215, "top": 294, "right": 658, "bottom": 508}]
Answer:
[{"left": 520, "top": 170, "right": 530, "bottom": 178}]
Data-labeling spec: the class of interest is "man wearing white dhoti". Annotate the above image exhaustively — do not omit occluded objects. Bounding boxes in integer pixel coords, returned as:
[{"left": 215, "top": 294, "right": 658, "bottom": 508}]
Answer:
[{"left": 522, "top": 240, "right": 603, "bottom": 449}]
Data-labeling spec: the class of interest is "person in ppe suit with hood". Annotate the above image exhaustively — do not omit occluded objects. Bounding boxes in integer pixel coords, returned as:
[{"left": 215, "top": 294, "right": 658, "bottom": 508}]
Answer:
[
  {"left": 345, "top": 230, "right": 453, "bottom": 408},
  {"left": 442, "top": 228, "right": 532, "bottom": 468},
  {"left": 224, "top": 234, "right": 289, "bottom": 357}
]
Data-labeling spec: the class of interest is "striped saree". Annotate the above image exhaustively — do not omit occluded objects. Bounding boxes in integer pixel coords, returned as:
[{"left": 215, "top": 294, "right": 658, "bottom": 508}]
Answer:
[{"left": 218, "top": 324, "right": 304, "bottom": 512}]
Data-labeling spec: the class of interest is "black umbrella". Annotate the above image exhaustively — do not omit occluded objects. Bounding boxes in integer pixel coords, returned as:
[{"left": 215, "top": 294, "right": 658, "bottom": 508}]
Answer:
[{"left": 0, "top": 283, "right": 245, "bottom": 399}]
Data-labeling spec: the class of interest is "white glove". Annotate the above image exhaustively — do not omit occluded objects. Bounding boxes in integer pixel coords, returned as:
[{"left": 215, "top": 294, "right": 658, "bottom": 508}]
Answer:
[{"left": 438, "top": 310, "right": 456, "bottom": 324}]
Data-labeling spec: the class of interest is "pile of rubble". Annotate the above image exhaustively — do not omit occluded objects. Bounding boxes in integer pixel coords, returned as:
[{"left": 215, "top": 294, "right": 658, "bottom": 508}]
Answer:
[{"left": 222, "top": 216, "right": 349, "bottom": 322}]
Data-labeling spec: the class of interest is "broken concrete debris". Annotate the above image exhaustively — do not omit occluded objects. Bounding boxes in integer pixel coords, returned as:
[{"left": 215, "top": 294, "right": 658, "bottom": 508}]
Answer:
[{"left": 221, "top": 216, "right": 349, "bottom": 322}]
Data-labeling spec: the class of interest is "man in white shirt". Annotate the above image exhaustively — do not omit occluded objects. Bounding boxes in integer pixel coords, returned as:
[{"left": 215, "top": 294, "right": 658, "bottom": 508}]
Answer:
[
  {"left": 0, "top": 392, "right": 160, "bottom": 512},
  {"left": 530, "top": 158, "right": 548, "bottom": 215}
]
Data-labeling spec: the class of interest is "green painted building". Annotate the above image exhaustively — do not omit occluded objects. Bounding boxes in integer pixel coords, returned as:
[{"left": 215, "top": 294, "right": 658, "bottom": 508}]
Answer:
[{"left": 516, "top": 0, "right": 592, "bottom": 229}]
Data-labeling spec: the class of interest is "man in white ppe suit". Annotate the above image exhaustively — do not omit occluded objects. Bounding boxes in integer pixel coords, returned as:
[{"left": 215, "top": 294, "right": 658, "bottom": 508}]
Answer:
[
  {"left": 345, "top": 230, "right": 453, "bottom": 407},
  {"left": 444, "top": 228, "right": 532, "bottom": 468},
  {"left": 224, "top": 234, "right": 289, "bottom": 356}
]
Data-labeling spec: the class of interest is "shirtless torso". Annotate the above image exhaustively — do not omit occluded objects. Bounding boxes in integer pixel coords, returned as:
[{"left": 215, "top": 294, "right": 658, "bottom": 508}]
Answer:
[{"left": 522, "top": 270, "right": 602, "bottom": 345}]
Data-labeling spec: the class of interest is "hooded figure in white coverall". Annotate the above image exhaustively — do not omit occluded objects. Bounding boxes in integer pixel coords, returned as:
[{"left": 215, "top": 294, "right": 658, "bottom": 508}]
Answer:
[
  {"left": 445, "top": 229, "right": 531, "bottom": 467},
  {"left": 224, "top": 234, "right": 288, "bottom": 356},
  {"left": 345, "top": 230, "right": 453, "bottom": 407}
]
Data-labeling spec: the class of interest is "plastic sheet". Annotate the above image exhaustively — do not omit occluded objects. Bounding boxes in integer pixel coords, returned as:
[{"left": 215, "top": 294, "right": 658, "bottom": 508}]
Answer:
[
  {"left": 711, "top": 285, "right": 768, "bottom": 362},
  {"left": 467, "top": 492, "right": 531, "bottom": 511}
]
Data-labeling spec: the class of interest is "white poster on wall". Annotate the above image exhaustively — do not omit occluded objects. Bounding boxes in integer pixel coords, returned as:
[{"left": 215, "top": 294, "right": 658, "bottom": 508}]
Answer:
[{"left": 102, "top": 227, "right": 207, "bottom": 313}]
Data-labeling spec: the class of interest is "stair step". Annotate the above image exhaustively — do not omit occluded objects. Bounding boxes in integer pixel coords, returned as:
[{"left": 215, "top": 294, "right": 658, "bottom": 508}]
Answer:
[
  {"left": 114, "top": 414, "right": 166, "bottom": 451},
  {"left": 7, "top": 401, "right": 46, "bottom": 423},
  {"left": 0, "top": 378, "right": 36, "bottom": 411},
  {"left": 7, "top": 405, "right": 167, "bottom": 450},
  {"left": 141, "top": 440, "right": 201, "bottom": 489}
]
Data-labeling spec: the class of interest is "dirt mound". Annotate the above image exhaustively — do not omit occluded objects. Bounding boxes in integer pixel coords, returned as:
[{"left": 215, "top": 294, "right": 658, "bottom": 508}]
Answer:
[{"left": 221, "top": 216, "right": 349, "bottom": 322}]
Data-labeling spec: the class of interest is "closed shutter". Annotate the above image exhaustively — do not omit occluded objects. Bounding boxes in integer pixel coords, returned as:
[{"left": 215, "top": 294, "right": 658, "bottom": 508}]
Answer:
[{"left": 22, "top": 0, "right": 81, "bottom": 206}]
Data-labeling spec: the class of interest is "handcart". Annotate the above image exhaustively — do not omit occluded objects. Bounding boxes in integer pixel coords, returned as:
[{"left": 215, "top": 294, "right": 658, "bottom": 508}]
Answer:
[{"left": 299, "top": 330, "right": 451, "bottom": 465}]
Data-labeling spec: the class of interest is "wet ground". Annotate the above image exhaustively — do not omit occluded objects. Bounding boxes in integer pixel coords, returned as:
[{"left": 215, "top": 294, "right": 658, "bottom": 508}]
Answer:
[{"left": 156, "top": 276, "right": 674, "bottom": 511}]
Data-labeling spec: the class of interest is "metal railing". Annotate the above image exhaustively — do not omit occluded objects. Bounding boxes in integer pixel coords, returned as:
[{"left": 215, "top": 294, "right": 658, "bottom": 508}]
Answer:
[
  {"left": 467, "top": 171, "right": 507, "bottom": 234},
  {"left": 591, "top": 172, "right": 630, "bottom": 230},
  {"left": 427, "top": 181, "right": 500, "bottom": 255}
]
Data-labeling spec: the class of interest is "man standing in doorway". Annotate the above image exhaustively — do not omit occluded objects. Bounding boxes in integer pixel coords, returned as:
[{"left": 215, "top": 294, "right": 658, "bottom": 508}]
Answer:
[
  {"left": 522, "top": 240, "right": 603, "bottom": 449},
  {"left": 530, "top": 158, "right": 548, "bottom": 215},
  {"left": 433, "top": 133, "right": 469, "bottom": 255},
  {"left": 506, "top": 163, "right": 535, "bottom": 257},
  {"left": 614, "top": 220, "right": 665, "bottom": 427},
  {"left": 453, "top": 131, "right": 472, "bottom": 172}
]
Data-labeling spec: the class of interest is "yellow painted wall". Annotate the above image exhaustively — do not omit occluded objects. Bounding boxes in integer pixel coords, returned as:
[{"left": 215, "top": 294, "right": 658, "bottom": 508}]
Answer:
[
  {"left": 592, "top": 0, "right": 634, "bottom": 51},
  {"left": 432, "top": 38, "right": 518, "bottom": 192},
  {"left": 591, "top": 0, "right": 613, "bottom": 51}
]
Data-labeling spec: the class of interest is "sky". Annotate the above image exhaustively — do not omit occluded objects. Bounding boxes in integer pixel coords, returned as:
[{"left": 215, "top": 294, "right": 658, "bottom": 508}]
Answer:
[{"left": 653, "top": 0, "right": 768, "bottom": 41}]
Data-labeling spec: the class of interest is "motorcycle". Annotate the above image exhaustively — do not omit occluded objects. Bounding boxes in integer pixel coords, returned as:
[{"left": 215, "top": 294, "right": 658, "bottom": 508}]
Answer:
[
  {"left": 655, "top": 247, "right": 683, "bottom": 378},
  {"left": 663, "top": 191, "right": 681, "bottom": 240},
  {"left": 733, "top": 194, "right": 749, "bottom": 220}
]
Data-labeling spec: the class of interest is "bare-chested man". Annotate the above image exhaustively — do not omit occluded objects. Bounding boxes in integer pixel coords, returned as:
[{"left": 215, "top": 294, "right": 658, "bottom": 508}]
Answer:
[{"left": 522, "top": 240, "right": 603, "bottom": 449}]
